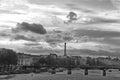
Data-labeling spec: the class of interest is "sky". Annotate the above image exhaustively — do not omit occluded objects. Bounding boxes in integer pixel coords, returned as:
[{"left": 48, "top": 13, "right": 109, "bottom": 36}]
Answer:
[{"left": 1, "top": 0, "right": 120, "bottom": 56}]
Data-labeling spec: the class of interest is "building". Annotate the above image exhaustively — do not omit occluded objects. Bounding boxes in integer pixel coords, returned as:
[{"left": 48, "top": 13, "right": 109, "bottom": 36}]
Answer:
[
  {"left": 71, "top": 56, "right": 87, "bottom": 66},
  {"left": 17, "top": 53, "right": 42, "bottom": 66},
  {"left": 17, "top": 53, "right": 33, "bottom": 66}
]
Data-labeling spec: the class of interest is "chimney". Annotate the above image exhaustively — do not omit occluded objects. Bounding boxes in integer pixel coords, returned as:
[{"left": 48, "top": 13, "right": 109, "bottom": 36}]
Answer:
[{"left": 64, "top": 42, "right": 67, "bottom": 56}]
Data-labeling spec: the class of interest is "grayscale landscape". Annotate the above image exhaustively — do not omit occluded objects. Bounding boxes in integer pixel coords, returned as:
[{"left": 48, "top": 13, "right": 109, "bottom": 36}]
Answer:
[{"left": 0, "top": 0, "right": 120, "bottom": 80}]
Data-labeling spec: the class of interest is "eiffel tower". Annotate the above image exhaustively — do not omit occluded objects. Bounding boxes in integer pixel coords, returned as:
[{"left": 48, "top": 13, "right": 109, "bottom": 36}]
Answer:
[{"left": 64, "top": 42, "right": 67, "bottom": 56}]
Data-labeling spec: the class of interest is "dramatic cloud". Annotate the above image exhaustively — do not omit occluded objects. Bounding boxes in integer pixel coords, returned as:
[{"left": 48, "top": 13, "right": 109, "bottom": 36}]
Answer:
[
  {"left": 1, "top": 0, "right": 120, "bottom": 57},
  {"left": 12, "top": 22, "right": 47, "bottom": 34}
]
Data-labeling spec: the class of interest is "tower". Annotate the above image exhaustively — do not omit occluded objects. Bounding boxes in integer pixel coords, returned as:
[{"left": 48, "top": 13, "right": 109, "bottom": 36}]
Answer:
[{"left": 64, "top": 42, "right": 67, "bottom": 56}]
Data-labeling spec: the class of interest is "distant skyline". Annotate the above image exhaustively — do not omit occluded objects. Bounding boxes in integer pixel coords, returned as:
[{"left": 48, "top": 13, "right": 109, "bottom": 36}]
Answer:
[{"left": 0, "top": 0, "right": 120, "bottom": 56}]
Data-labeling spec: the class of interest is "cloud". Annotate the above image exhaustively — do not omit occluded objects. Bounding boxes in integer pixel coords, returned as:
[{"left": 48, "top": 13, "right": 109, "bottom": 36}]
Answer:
[
  {"left": 0, "top": 33, "right": 10, "bottom": 37},
  {"left": 1, "top": 0, "right": 120, "bottom": 56},
  {"left": 79, "top": 0, "right": 116, "bottom": 10},
  {"left": 12, "top": 22, "right": 47, "bottom": 34},
  {"left": 0, "top": 10, "right": 24, "bottom": 14},
  {"left": 111, "top": 0, "right": 120, "bottom": 9},
  {"left": 86, "top": 17, "right": 120, "bottom": 24},
  {"left": 72, "top": 29, "right": 120, "bottom": 48},
  {"left": 68, "top": 49, "right": 120, "bottom": 57},
  {"left": 44, "top": 31, "right": 74, "bottom": 44},
  {"left": 0, "top": 0, "right": 29, "bottom": 10},
  {"left": 11, "top": 34, "right": 37, "bottom": 42},
  {"left": 45, "top": 33, "right": 63, "bottom": 44},
  {"left": 65, "top": 3, "right": 97, "bottom": 14},
  {"left": 24, "top": 42, "right": 40, "bottom": 46},
  {"left": 73, "top": 29, "right": 120, "bottom": 38},
  {"left": 98, "top": 37, "right": 120, "bottom": 46},
  {"left": 29, "top": 0, "right": 116, "bottom": 10}
]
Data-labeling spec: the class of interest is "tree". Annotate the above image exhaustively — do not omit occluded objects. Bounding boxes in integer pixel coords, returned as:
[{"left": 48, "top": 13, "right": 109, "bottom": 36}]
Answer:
[
  {"left": 57, "top": 58, "right": 68, "bottom": 67},
  {"left": 35, "top": 57, "right": 47, "bottom": 66},
  {"left": 46, "top": 55, "right": 57, "bottom": 67},
  {"left": 0, "top": 48, "right": 18, "bottom": 65}
]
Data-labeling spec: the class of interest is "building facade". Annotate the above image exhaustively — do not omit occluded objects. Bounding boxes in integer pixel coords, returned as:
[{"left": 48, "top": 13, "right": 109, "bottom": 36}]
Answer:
[{"left": 17, "top": 53, "right": 33, "bottom": 66}]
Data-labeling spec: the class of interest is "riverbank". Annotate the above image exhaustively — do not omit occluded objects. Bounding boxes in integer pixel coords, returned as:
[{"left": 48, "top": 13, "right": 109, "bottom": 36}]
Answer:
[{"left": 1, "top": 69, "right": 120, "bottom": 80}]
